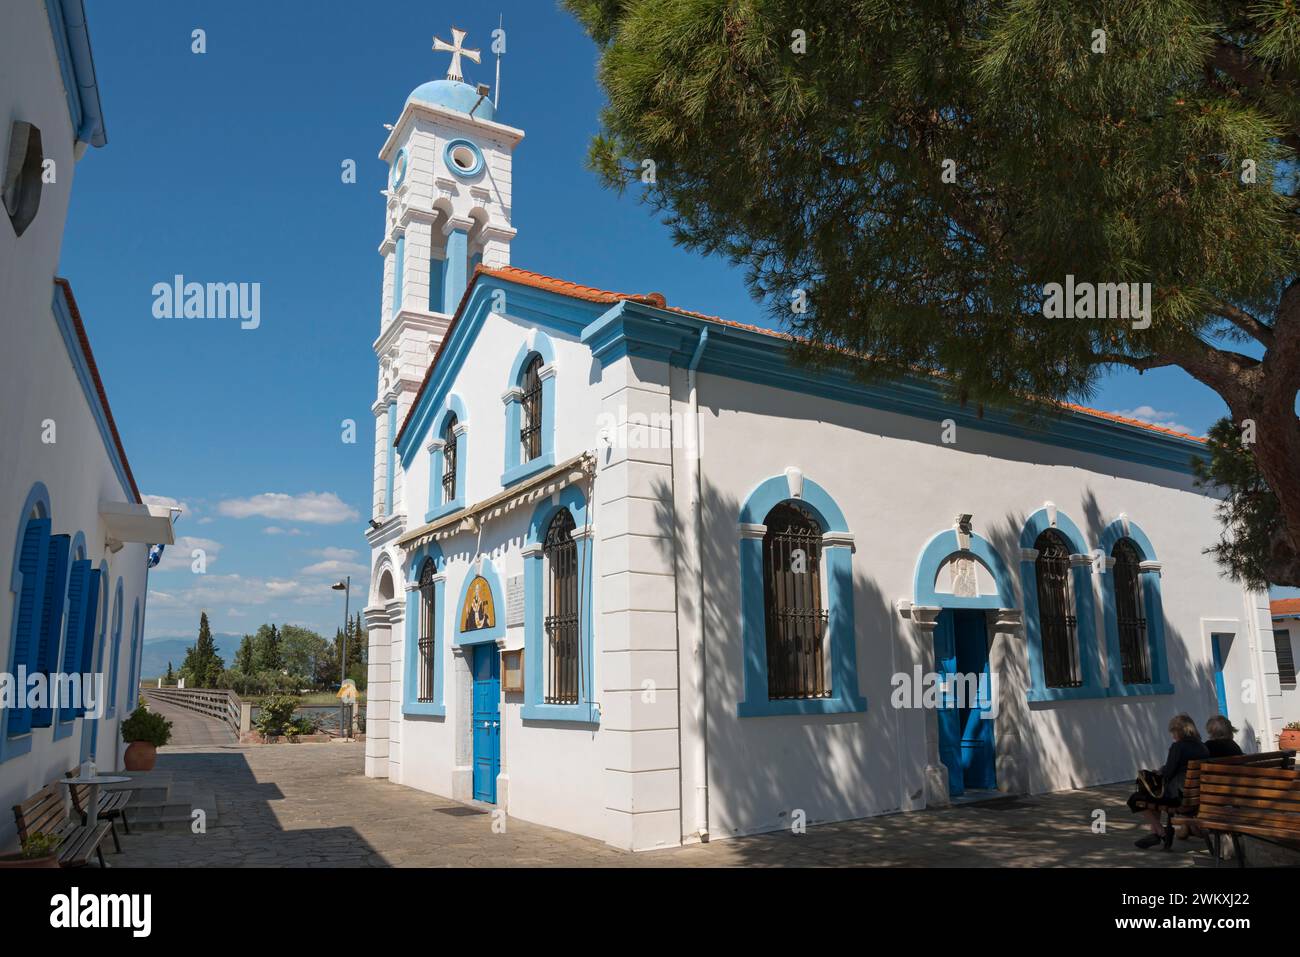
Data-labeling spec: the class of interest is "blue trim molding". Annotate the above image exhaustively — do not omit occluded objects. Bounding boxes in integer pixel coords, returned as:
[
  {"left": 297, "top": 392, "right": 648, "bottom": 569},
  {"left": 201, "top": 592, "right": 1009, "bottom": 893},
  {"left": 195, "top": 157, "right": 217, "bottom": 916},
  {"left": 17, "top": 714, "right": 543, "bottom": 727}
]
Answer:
[
  {"left": 443, "top": 138, "right": 485, "bottom": 178},
  {"left": 403, "top": 542, "right": 446, "bottom": 718},
  {"left": 390, "top": 146, "right": 408, "bottom": 188},
  {"left": 51, "top": 286, "right": 135, "bottom": 503},
  {"left": 736, "top": 471, "right": 867, "bottom": 717},
  {"left": 912, "top": 527, "right": 1016, "bottom": 610},
  {"left": 44, "top": 0, "right": 107, "bottom": 147},
  {"left": 392, "top": 234, "right": 405, "bottom": 320},
  {"left": 385, "top": 401, "right": 397, "bottom": 515},
  {"left": 1098, "top": 518, "right": 1174, "bottom": 697},
  {"left": 425, "top": 394, "right": 467, "bottom": 522},
  {"left": 522, "top": 488, "right": 598, "bottom": 723},
  {"left": 1018, "top": 508, "right": 1105, "bottom": 702},
  {"left": 454, "top": 556, "right": 506, "bottom": 648},
  {"left": 443, "top": 228, "right": 468, "bottom": 314},
  {"left": 501, "top": 335, "right": 557, "bottom": 487}
]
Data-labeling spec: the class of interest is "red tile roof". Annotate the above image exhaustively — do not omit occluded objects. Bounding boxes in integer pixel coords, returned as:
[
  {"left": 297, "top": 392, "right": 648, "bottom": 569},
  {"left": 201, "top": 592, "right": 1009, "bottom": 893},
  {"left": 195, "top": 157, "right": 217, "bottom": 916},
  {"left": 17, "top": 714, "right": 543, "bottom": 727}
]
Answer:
[
  {"left": 54, "top": 278, "right": 143, "bottom": 504},
  {"left": 395, "top": 265, "right": 1207, "bottom": 447},
  {"left": 1272, "top": 598, "right": 1300, "bottom": 618}
]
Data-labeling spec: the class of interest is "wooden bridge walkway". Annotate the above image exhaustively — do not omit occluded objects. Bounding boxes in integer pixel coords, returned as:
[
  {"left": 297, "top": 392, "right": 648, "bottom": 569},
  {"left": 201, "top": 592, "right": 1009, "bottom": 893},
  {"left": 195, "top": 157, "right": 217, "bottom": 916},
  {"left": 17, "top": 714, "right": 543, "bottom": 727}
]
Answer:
[{"left": 143, "top": 688, "right": 237, "bottom": 746}]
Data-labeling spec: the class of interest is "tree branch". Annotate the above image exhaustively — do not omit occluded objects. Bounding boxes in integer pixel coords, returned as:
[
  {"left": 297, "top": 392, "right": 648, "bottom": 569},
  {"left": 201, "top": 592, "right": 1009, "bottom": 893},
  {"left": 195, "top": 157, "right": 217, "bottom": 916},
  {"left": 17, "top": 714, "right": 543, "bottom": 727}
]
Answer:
[{"left": 1211, "top": 300, "right": 1276, "bottom": 347}]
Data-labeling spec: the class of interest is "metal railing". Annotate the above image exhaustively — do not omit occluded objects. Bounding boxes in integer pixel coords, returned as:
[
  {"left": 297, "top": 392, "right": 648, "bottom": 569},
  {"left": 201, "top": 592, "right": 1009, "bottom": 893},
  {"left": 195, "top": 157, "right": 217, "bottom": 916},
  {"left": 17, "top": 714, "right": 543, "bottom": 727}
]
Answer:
[{"left": 144, "top": 686, "right": 243, "bottom": 739}]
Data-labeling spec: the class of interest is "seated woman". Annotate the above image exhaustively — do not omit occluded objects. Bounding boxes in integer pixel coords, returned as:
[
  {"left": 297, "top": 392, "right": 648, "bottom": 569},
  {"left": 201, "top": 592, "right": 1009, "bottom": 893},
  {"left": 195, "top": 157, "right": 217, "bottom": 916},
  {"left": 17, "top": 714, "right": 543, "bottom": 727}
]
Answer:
[
  {"left": 1178, "top": 714, "right": 1243, "bottom": 847},
  {"left": 1204, "top": 715, "right": 1243, "bottom": 758},
  {"left": 1128, "top": 714, "right": 1209, "bottom": 849}
]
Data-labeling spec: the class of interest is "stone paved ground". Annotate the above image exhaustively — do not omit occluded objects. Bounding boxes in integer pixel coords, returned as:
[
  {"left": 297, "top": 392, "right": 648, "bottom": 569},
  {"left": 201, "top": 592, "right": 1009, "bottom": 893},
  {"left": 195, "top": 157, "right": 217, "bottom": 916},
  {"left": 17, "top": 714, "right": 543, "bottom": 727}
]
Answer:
[{"left": 109, "top": 742, "right": 1230, "bottom": 867}]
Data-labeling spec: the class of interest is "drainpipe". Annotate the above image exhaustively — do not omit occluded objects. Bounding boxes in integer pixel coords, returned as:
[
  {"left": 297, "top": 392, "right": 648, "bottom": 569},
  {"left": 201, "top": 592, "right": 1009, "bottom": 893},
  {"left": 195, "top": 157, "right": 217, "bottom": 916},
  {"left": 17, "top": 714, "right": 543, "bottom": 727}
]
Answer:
[{"left": 685, "top": 328, "right": 710, "bottom": 841}]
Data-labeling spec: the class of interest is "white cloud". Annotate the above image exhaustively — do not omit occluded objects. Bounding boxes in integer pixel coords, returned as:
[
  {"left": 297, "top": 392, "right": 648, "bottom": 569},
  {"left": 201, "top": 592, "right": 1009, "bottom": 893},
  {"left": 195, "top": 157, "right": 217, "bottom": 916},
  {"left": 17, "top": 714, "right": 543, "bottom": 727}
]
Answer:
[
  {"left": 309, "top": 546, "right": 359, "bottom": 561},
  {"left": 299, "top": 559, "right": 368, "bottom": 578},
  {"left": 1109, "top": 405, "right": 1195, "bottom": 436},
  {"left": 218, "top": 492, "right": 358, "bottom": 525},
  {"left": 143, "top": 493, "right": 190, "bottom": 516},
  {"left": 153, "top": 536, "right": 223, "bottom": 573},
  {"left": 263, "top": 526, "right": 304, "bottom": 536}
]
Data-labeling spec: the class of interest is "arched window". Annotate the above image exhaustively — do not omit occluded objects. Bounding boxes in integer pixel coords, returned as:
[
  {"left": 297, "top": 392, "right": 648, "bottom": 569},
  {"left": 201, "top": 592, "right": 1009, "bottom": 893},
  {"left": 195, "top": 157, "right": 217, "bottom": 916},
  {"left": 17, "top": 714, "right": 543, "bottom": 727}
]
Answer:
[
  {"left": 1034, "top": 529, "right": 1080, "bottom": 689},
  {"left": 1112, "top": 538, "right": 1150, "bottom": 684},
  {"left": 441, "top": 414, "right": 458, "bottom": 503},
  {"left": 520, "top": 354, "right": 543, "bottom": 463},
  {"left": 543, "top": 509, "right": 579, "bottom": 705},
  {"left": 417, "top": 559, "right": 437, "bottom": 703},
  {"left": 762, "top": 502, "right": 830, "bottom": 700}
]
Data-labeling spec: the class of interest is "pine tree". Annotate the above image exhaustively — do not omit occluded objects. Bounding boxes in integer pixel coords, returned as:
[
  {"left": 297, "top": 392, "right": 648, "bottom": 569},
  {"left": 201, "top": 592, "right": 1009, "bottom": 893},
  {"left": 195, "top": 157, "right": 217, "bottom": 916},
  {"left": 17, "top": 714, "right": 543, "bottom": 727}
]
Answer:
[
  {"left": 566, "top": 0, "right": 1300, "bottom": 585},
  {"left": 181, "top": 612, "right": 225, "bottom": 689},
  {"left": 235, "top": 634, "right": 255, "bottom": 675},
  {"left": 164, "top": 662, "right": 175, "bottom": 684}
]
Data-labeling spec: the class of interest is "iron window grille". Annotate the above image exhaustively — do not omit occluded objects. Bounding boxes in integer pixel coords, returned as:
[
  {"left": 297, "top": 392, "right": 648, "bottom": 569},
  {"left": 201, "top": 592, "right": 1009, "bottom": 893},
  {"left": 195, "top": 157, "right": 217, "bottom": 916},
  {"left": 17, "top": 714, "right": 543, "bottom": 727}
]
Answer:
[
  {"left": 417, "top": 560, "right": 436, "bottom": 702},
  {"left": 1112, "top": 538, "right": 1151, "bottom": 684},
  {"left": 520, "top": 355, "right": 543, "bottom": 462},
  {"left": 762, "top": 502, "right": 831, "bottom": 700},
  {"left": 441, "top": 415, "right": 458, "bottom": 502},
  {"left": 1276, "top": 631, "right": 1297, "bottom": 689},
  {"left": 1035, "top": 529, "right": 1082, "bottom": 688},
  {"left": 543, "top": 509, "right": 579, "bottom": 704}
]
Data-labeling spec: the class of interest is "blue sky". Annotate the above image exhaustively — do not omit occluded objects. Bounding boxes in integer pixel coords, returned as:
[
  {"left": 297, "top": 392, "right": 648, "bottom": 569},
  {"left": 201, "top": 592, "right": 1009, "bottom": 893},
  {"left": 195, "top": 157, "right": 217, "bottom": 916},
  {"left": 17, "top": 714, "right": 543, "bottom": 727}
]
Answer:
[{"left": 58, "top": 1, "right": 1285, "bottom": 643}]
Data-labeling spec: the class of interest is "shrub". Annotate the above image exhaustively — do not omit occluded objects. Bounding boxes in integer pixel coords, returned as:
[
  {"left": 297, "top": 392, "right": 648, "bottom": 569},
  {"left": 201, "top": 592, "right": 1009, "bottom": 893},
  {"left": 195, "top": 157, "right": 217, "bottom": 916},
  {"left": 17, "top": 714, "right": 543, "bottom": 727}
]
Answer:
[
  {"left": 253, "top": 694, "right": 300, "bottom": 738},
  {"left": 21, "top": 831, "right": 60, "bottom": 859},
  {"left": 120, "top": 706, "right": 172, "bottom": 747}
]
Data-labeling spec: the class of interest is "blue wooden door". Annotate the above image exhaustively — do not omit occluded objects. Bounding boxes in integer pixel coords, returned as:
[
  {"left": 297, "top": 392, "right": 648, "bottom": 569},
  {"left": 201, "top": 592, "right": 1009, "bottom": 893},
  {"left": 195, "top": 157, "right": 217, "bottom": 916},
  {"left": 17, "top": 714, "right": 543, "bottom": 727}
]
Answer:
[
  {"left": 934, "top": 612, "right": 964, "bottom": 797},
  {"left": 1211, "top": 633, "right": 1230, "bottom": 717},
  {"left": 472, "top": 645, "right": 501, "bottom": 803},
  {"left": 954, "top": 611, "right": 996, "bottom": 791}
]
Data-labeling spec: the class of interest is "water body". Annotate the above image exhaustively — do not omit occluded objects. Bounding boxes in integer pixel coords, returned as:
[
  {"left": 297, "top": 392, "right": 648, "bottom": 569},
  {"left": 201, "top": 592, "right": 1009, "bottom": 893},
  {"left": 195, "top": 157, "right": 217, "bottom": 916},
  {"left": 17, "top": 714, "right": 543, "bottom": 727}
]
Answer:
[{"left": 249, "top": 704, "right": 364, "bottom": 734}]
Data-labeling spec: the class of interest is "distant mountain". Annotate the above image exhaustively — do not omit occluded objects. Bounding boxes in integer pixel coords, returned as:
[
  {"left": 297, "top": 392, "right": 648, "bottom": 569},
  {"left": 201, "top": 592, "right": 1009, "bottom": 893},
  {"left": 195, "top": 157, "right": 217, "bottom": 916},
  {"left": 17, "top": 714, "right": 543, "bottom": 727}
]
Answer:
[{"left": 140, "top": 633, "right": 243, "bottom": 682}]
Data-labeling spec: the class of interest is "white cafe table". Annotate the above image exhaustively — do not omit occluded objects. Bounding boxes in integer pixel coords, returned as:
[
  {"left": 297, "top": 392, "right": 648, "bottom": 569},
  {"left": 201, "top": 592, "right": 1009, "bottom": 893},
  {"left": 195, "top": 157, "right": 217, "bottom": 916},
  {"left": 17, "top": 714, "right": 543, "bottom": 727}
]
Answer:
[{"left": 60, "top": 775, "right": 131, "bottom": 827}]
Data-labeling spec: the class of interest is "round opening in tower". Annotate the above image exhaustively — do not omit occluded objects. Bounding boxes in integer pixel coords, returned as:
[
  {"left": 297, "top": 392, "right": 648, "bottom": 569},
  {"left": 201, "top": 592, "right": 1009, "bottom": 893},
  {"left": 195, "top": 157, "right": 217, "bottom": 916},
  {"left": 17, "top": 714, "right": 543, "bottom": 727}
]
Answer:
[{"left": 451, "top": 145, "right": 476, "bottom": 172}]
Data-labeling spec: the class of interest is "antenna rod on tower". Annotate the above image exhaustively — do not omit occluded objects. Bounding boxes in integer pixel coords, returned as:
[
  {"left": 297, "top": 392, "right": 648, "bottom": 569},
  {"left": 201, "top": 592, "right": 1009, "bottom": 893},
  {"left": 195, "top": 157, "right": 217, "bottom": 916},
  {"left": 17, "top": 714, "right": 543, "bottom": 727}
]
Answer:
[{"left": 494, "top": 14, "right": 502, "bottom": 110}]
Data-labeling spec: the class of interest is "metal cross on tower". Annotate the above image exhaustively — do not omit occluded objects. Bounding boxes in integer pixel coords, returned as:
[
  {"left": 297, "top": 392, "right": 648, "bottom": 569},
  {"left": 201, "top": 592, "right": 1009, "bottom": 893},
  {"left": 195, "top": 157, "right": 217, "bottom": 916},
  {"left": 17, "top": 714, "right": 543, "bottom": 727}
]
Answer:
[{"left": 433, "top": 27, "right": 481, "bottom": 83}]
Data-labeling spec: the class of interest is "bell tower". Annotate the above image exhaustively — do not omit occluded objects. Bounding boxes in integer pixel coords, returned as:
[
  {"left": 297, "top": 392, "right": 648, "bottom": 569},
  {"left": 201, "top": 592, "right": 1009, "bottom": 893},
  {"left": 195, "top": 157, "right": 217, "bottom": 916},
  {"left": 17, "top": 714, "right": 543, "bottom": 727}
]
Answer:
[{"left": 370, "top": 25, "right": 525, "bottom": 524}]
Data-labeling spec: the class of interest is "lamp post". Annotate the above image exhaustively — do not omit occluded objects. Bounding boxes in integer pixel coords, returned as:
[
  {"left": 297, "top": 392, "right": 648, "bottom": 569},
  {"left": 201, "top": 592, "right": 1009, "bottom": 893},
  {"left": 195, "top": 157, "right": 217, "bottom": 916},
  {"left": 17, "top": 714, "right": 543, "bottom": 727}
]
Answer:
[{"left": 331, "top": 576, "right": 350, "bottom": 738}]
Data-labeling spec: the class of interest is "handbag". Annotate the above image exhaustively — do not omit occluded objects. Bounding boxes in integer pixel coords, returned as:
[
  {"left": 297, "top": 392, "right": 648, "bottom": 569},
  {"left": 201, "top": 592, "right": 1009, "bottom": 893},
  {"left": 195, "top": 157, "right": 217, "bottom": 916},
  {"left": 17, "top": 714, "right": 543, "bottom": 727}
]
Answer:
[{"left": 1136, "top": 768, "right": 1165, "bottom": 800}]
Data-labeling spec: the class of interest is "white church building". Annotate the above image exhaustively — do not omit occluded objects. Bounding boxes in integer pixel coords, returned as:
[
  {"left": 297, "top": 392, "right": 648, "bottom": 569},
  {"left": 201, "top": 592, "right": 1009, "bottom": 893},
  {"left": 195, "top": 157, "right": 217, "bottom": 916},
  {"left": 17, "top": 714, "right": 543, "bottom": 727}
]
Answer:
[
  {"left": 363, "top": 30, "right": 1291, "bottom": 851},
  {"left": 0, "top": 0, "right": 175, "bottom": 851}
]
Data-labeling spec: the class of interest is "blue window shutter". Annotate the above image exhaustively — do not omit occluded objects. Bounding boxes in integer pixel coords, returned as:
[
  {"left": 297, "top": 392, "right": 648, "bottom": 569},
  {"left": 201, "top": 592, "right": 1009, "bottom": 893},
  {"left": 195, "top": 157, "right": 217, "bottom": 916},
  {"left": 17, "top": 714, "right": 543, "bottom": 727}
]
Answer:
[
  {"left": 32, "top": 534, "right": 71, "bottom": 727},
  {"left": 9, "top": 518, "right": 51, "bottom": 736},
  {"left": 58, "top": 560, "right": 91, "bottom": 723},
  {"left": 75, "top": 569, "right": 102, "bottom": 717}
]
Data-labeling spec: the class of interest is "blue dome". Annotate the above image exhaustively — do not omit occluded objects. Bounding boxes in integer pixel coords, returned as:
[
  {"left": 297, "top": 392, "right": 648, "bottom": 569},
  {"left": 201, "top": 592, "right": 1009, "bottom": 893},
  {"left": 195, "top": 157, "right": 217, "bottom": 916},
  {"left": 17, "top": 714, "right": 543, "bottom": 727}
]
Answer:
[{"left": 407, "top": 79, "right": 496, "bottom": 122}]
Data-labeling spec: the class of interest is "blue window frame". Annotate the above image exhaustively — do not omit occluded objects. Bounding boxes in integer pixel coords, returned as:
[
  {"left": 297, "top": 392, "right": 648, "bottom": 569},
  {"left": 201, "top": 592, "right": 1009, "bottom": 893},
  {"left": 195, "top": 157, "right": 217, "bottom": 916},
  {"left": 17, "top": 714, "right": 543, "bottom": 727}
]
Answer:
[
  {"left": 425, "top": 394, "right": 467, "bottom": 522},
  {"left": 737, "top": 471, "right": 866, "bottom": 717},
  {"left": 403, "top": 542, "right": 446, "bottom": 718},
  {"left": 105, "top": 579, "right": 124, "bottom": 718},
  {"left": 126, "top": 600, "right": 141, "bottom": 711},
  {"left": 501, "top": 334, "right": 556, "bottom": 487},
  {"left": 1018, "top": 508, "right": 1104, "bottom": 702},
  {"left": 522, "top": 487, "right": 597, "bottom": 723},
  {"left": 3, "top": 484, "right": 53, "bottom": 760},
  {"left": 1098, "top": 518, "right": 1174, "bottom": 697}
]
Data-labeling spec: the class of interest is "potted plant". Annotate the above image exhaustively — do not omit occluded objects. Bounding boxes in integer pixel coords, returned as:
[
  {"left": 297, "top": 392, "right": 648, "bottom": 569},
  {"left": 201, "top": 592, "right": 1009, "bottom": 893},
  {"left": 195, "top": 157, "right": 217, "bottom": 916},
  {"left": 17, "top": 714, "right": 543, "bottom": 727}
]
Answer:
[
  {"left": 121, "top": 705, "right": 173, "bottom": 771},
  {"left": 1280, "top": 721, "right": 1300, "bottom": 753},
  {"left": 0, "top": 832, "right": 60, "bottom": 868}
]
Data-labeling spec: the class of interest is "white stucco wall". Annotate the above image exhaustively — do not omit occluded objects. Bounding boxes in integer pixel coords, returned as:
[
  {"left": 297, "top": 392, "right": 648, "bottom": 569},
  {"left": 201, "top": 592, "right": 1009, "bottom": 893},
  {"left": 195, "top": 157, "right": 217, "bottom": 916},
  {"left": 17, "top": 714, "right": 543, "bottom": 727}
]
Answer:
[{"left": 0, "top": 0, "right": 150, "bottom": 852}]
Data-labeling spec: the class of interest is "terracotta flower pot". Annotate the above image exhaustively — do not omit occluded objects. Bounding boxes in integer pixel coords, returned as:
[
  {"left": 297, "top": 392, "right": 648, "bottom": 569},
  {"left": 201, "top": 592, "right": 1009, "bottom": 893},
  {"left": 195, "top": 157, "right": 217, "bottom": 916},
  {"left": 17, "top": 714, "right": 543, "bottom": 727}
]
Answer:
[
  {"left": 0, "top": 852, "right": 59, "bottom": 868},
  {"left": 1280, "top": 728, "right": 1300, "bottom": 753},
  {"left": 123, "top": 740, "right": 157, "bottom": 771}
]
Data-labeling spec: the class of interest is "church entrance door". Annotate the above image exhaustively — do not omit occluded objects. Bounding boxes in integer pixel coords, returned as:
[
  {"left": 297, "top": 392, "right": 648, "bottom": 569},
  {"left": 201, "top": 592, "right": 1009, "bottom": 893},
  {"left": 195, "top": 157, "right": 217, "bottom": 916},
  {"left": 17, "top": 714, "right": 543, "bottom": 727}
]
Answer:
[
  {"left": 472, "top": 644, "right": 501, "bottom": 803},
  {"left": 935, "top": 609, "right": 997, "bottom": 796}
]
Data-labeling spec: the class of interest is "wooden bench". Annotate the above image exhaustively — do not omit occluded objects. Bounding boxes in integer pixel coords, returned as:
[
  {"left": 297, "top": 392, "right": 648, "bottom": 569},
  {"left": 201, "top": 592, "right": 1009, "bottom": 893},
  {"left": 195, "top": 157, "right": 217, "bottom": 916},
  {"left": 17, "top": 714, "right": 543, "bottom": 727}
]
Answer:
[
  {"left": 65, "top": 769, "right": 131, "bottom": 852},
  {"left": 12, "top": 783, "right": 113, "bottom": 868},
  {"left": 1173, "top": 750, "right": 1298, "bottom": 866}
]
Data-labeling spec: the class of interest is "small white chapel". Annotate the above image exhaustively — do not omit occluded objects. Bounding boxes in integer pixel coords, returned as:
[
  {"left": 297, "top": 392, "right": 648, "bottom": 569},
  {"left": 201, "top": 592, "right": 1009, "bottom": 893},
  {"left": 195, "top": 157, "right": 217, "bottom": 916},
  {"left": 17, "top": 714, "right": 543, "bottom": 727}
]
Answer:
[{"left": 361, "top": 28, "right": 1289, "bottom": 851}]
